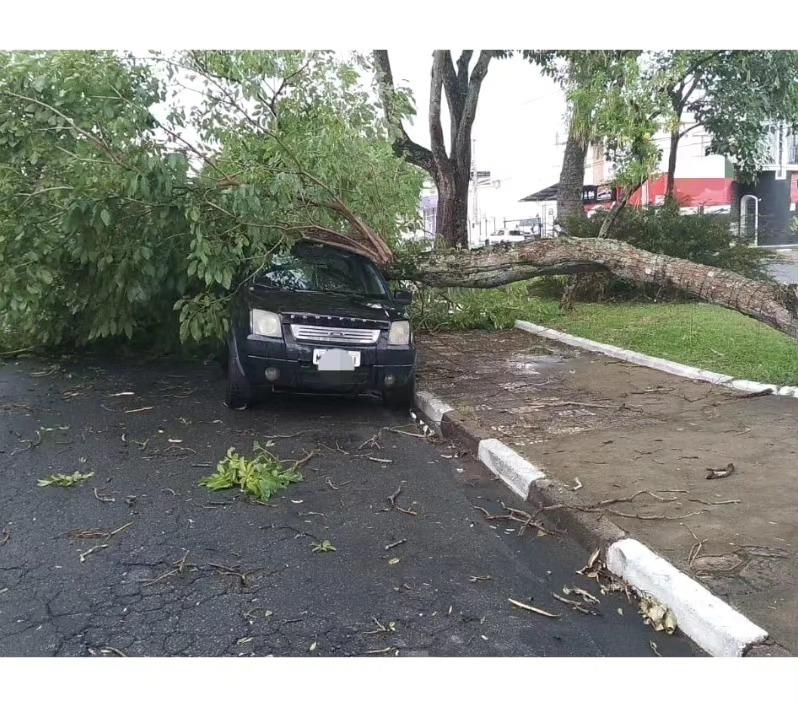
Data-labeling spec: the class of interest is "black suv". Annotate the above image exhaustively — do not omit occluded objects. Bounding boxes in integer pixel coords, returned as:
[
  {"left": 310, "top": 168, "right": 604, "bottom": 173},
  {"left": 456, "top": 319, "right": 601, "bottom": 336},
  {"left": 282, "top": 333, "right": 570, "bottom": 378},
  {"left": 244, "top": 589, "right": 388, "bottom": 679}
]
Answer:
[{"left": 225, "top": 242, "right": 416, "bottom": 409}]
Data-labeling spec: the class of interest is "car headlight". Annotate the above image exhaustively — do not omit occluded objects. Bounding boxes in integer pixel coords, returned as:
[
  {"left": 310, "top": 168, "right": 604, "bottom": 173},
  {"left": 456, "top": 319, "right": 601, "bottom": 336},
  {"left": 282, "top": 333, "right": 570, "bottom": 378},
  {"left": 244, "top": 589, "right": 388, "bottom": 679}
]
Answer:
[
  {"left": 388, "top": 320, "right": 411, "bottom": 346},
  {"left": 250, "top": 309, "right": 282, "bottom": 338}
]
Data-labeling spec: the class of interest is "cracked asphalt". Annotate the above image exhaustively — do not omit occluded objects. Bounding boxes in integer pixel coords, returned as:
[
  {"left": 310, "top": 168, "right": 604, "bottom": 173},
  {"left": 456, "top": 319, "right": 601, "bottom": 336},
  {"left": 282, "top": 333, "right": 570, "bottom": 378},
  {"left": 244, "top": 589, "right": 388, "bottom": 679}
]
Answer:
[{"left": 0, "top": 356, "right": 698, "bottom": 656}]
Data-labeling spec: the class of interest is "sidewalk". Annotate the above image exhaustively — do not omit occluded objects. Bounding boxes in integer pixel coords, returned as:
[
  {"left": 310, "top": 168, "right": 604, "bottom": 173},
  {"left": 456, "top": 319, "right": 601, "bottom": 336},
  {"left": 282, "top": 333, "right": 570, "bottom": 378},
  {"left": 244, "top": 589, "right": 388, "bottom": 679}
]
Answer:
[{"left": 417, "top": 329, "right": 798, "bottom": 654}]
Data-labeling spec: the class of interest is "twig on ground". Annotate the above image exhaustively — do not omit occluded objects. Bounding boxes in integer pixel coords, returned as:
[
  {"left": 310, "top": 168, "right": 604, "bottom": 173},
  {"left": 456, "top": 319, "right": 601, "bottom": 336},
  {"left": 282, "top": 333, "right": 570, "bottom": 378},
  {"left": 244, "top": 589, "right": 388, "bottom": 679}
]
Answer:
[
  {"left": 383, "top": 485, "right": 417, "bottom": 516},
  {"left": 263, "top": 431, "right": 307, "bottom": 440},
  {"left": 683, "top": 524, "right": 708, "bottom": 566},
  {"left": 208, "top": 563, "right": 248, "bottom": 586},
  {"left": 688, "top": 498, "right": 741, "bottom": 506},
  {"left": 469, "top": 575, "right": 492, "bottom": 583},
  {"left": 77, "top": 521, "right": 133, "bottom": 562},
  {"left": 384, "top": 539, "right": 407, "bottom": 551},
  {"left": 0, "top": 529, "right": 10, "bottom": 546},
  {"left": 508, "top": 598, "right": 560, "bottom": 619},
  {"left": 286, "top": 449, "right": 318, "bottom": 469},
  {"left": 551, "top": 592, "right": 596, "bottom": 615},
  {"left": 93, "top": 488, "right": 115, "bottom": 503},
  {"left": 99, "top": 646, "right": 128, "bottom": 657}
]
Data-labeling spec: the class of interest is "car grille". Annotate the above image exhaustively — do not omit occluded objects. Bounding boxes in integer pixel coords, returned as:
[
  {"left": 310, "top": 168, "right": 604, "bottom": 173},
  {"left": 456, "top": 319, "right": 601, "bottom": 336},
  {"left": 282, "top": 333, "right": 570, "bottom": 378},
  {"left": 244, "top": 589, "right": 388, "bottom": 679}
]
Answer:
[{"left": 290, "top": 324, "right": 381, "bottom": 345}]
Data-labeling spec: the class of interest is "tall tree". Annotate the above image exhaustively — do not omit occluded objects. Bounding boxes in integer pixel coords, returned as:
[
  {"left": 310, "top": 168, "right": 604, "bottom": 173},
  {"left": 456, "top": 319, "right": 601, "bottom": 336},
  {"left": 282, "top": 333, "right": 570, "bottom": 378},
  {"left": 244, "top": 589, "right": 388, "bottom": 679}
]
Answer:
[
  {"left": 638, "top": 51, "right": 798, "bottom": 202},
  {"left": 373, "top": 50, "right": 496, "bottom": 248}
]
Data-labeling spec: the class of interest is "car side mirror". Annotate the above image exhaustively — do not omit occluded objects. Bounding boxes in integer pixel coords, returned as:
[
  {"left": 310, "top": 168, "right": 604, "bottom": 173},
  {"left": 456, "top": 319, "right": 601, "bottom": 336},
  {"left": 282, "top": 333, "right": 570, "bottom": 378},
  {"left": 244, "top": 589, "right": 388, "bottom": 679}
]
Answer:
[{"left": 393, "top": 290, "right": 413, "bottom": 306}]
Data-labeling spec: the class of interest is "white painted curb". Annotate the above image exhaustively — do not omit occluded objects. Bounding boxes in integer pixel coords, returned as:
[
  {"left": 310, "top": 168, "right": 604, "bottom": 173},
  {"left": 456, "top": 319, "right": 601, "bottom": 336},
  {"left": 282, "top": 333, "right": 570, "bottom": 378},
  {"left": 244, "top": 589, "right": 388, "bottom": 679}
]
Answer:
[
  {"left": 476, "top": 438, "right": 546, "bottom": 499},
  {"left": 607, "top": 539, "right": 768, "bottom": 657},
  {"left": 414, "top": 390, "right": 454, "bottom": 426},
  {"left": 515, "top": 319, "right": 798, "bottom": 398}
]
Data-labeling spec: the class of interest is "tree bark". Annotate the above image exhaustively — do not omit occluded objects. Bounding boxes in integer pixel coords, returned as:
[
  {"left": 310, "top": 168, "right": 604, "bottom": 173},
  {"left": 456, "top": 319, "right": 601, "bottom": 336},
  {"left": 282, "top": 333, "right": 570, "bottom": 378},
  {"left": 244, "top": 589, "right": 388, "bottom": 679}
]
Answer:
[
  {"left": 374, "top": 50, "right": 494, "bottom": 249},
  {"left": 665, "top": 126, "right": 680, "bottom": 202},
  {"left": 392, "top": 237, "right": 798, "bottom": 339},
  {"left": 557, "top": 120, "right": 588, "bottom": 228}
]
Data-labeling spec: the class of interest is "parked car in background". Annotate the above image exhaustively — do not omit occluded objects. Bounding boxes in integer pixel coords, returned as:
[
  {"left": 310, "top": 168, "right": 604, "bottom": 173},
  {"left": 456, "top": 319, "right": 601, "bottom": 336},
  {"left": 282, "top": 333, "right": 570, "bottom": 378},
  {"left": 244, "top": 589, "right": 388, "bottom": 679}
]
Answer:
[
  {"left": 485, "top": 229, "right": 529, "bottom": 245},
  {"left": 225, "top": 242, "right": 416, "bottom": 410}
]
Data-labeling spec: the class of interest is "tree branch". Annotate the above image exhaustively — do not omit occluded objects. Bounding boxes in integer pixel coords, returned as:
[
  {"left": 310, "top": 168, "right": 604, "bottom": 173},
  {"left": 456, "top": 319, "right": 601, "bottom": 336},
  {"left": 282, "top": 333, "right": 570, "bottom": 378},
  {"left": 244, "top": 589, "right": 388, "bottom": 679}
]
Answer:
[
  {"left": 456, "top": 50, "right": 494, "bottom": 159},
  {"left": 429, "top": 52, "right": 451, "bottom": 173},
  {"left": 372, "top": 50, "right": 436, "bottom": 176}
]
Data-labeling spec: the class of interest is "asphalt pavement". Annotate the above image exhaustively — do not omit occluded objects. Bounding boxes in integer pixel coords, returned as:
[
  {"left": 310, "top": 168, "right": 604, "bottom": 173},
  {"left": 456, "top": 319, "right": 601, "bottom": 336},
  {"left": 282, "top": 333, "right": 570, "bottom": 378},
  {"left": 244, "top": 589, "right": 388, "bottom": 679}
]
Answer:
[{"left": 0, "top": 356, "right": 698, "bottom": 656}]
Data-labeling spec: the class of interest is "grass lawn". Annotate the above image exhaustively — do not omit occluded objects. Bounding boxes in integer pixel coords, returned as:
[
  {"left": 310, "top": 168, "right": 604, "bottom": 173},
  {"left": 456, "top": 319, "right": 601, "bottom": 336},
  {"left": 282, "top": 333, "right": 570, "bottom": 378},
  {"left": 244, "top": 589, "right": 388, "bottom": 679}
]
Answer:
[{"left": 527, "top": 300, "right": 798, "bottom": 385}]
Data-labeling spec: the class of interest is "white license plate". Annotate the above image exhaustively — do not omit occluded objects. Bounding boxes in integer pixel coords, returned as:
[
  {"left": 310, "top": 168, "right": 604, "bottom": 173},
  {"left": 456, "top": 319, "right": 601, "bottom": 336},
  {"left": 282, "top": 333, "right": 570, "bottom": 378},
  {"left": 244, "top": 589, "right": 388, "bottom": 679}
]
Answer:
[{"left": 313, "top": 348, "right": 361, "bottom": 371}]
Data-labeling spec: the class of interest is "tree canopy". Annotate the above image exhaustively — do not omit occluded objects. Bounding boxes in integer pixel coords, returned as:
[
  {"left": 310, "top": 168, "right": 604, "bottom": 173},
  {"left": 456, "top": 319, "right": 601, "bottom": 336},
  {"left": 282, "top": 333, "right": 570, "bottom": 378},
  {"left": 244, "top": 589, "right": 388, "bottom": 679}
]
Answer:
[{"left": 0, "top": 51, "right": 423, "bottom": 349}]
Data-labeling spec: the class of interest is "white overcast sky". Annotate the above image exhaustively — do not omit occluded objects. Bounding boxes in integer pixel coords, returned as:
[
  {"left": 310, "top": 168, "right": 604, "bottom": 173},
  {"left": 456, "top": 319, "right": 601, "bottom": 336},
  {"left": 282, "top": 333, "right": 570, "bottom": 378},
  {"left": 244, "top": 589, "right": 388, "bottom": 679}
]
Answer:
[{"left": 386, "top": 51, "right": 568, "bottom": 201}]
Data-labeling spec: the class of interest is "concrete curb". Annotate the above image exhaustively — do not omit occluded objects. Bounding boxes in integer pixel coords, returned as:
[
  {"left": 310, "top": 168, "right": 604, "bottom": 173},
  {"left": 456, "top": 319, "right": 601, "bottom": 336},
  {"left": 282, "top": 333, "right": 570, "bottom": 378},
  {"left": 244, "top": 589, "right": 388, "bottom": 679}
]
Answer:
[
  {"left": 514, "top": 319, "right": 798, "bottom": 398},
  {"left": 412, "top": 388, "right": 774, "bottom": 657}
]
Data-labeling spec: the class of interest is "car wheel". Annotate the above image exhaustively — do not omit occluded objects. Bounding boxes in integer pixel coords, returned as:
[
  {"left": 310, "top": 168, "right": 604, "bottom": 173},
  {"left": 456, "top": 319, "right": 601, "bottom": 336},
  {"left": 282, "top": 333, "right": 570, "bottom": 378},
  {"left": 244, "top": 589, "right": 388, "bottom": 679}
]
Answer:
[
  {"left": 382, "top": 377, "right": 416, "bottom": 411},
  {"left": 225, "top": 336, "right": 253, "bottom": 409}
]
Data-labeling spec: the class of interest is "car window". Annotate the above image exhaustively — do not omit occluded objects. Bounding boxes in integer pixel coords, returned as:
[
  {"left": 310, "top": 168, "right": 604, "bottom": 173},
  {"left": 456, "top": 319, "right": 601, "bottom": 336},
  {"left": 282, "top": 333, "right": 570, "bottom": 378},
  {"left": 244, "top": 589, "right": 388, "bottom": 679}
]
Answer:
[{"left": 255, "top": 246, "right": 388, "bottom": 297}]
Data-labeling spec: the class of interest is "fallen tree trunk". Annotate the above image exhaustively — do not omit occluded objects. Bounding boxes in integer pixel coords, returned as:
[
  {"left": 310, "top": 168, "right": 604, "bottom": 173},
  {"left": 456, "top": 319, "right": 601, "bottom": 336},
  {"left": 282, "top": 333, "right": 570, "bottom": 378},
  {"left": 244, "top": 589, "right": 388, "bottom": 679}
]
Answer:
[{"left": 389, "top": 237, "right": 798, "bottom": 340}]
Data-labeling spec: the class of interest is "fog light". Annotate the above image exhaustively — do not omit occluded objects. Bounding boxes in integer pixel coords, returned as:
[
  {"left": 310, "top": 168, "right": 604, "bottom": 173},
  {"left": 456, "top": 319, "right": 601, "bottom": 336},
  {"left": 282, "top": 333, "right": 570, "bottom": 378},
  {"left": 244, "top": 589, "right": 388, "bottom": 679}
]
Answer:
[
  {"left": 384, "top": 374, "right": 396, "bottom": 387},
  {"left": 264, "top": 367, "right": 280, "bottom": 382}
]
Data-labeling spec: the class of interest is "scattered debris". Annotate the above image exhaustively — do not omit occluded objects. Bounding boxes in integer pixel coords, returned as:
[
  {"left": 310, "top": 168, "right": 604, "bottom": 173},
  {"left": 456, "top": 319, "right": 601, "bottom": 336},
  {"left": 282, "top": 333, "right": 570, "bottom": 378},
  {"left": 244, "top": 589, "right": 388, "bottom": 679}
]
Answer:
[
  {"left": 367, "top": 456, "right": 393, "bottom": 464},
  {"left": 363, "top": 646, "right": 395, "bottom": 655},
  {"left": 93, "top": 488, "right": 115, "bottom": 503},
  {"left": 508, "top": 598, "right": 561, "bottom": 619},
  {"left": 384, "top": 486, "right": 417, "bottom": 516},
  {"left": 364, "top": 616, "right": 396, "bottom": 635},
  {"left": 387, "top": 557, "right": 401, "bottom": 566},
  {"left": 706, "top": 463, "right": 735, "bottom": 480},
  {"left": 77, "top": 521, "right": 133, "bottom": 563},
  {"left": 110, "top": 391, "right": 135, "bottom": 397},
  {"left": 208, "top": 563, "right": 249, "bottom": 586},
  {"left": 384, "top": 539, "right": 407, "bottom": 551},
  {"left": 562, "top": 586, "right": 600, "bottom": 605},
  {"left": 38, "top": 471, "right": 94, "bottom": 488},
  {"left": 649, "top": 641, "right": 661, "bottom": 656},
  {"left": 142, "top": 550, "right": 194, "bottom": 587},
  {"left": 308, "top": 641, "right": 317, "bottom": 652},
  {"left": 0, "top": 528, "right": 10, "bottom": 546},
  {"left": 200, "top": 442, "right": 303, "bottom": 501},
  {"left": 468, "top": 575, "right": 492, "bottom": 583},
  {"left": 570, "top": 477, "right": 583, "bottom": 492},
  {"left": 324, "top": 477, "right": 350, "bottom": 490},
  {"left": 473, "top": 503, "right": 555, "bottom": 537},
  {"left": 639, "top": 596, "right": 678, "bottom": 634},
  {"left": 311, "top": 540, "right": 336, "bottom": 553},
  {"left": 551, "top": 592, "right": 597, "bottom": 616},
  {"left": 98, "top": 646, "right": 127, "bottom": 657},
  {"left": 124, "top": 406, "right": 153, "bottom": 414}
]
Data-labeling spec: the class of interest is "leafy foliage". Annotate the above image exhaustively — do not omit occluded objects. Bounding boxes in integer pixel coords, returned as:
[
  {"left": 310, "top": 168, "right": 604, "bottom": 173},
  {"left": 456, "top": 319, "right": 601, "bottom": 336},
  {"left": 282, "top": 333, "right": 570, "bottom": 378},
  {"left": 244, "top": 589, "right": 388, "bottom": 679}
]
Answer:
[
  {"left": 0, "top": 50, "right": 423, "bottom": 352},
  {"left": 410, "top": 283, "right": 560, "bottom": 333},
  {"left": 38, "top": 471, "right": 95, "bottom": 487},
  {"left": 200, "top": 442, "right": 302, "bottom": 501}
]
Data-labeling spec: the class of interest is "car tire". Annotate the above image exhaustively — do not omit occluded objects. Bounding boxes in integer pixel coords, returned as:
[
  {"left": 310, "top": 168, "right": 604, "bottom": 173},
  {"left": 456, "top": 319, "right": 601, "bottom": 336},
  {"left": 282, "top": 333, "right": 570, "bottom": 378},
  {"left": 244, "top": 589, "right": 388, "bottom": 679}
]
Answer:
[
  {"left": 382, "top": 377, "right": 416, "bottom": 411},
  {"left": 225, "top": 335, "right": 253, "bottom": 410}
]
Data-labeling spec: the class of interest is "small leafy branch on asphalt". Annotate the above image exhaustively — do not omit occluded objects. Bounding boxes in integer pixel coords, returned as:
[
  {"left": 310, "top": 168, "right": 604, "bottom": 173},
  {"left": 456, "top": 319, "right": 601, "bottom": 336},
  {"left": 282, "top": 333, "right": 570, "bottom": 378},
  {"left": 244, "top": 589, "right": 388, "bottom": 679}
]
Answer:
[
  {"left": 200, "top": 442, "right": 302, "bottom": 501},
  {"left": 311, "top": 539, "right": 336, "bottom": 553},
  {"left": 37, "top": 471, "right": 95, "bottom": 488}
]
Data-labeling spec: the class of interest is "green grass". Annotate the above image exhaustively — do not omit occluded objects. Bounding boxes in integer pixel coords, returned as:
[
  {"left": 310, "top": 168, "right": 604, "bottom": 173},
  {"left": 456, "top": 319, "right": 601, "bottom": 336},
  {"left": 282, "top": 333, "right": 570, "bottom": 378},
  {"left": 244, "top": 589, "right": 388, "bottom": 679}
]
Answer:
[{"left": 412, "top": 284, "right": 798, "bottom": 385}]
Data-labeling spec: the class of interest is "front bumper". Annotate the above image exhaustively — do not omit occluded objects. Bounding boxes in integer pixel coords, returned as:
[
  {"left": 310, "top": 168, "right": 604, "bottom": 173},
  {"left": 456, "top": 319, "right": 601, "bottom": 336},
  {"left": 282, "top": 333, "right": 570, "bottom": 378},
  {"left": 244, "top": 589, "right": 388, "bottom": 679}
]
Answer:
[{"left": 238, "top": 333, "right": 415, "bottom": 393}]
